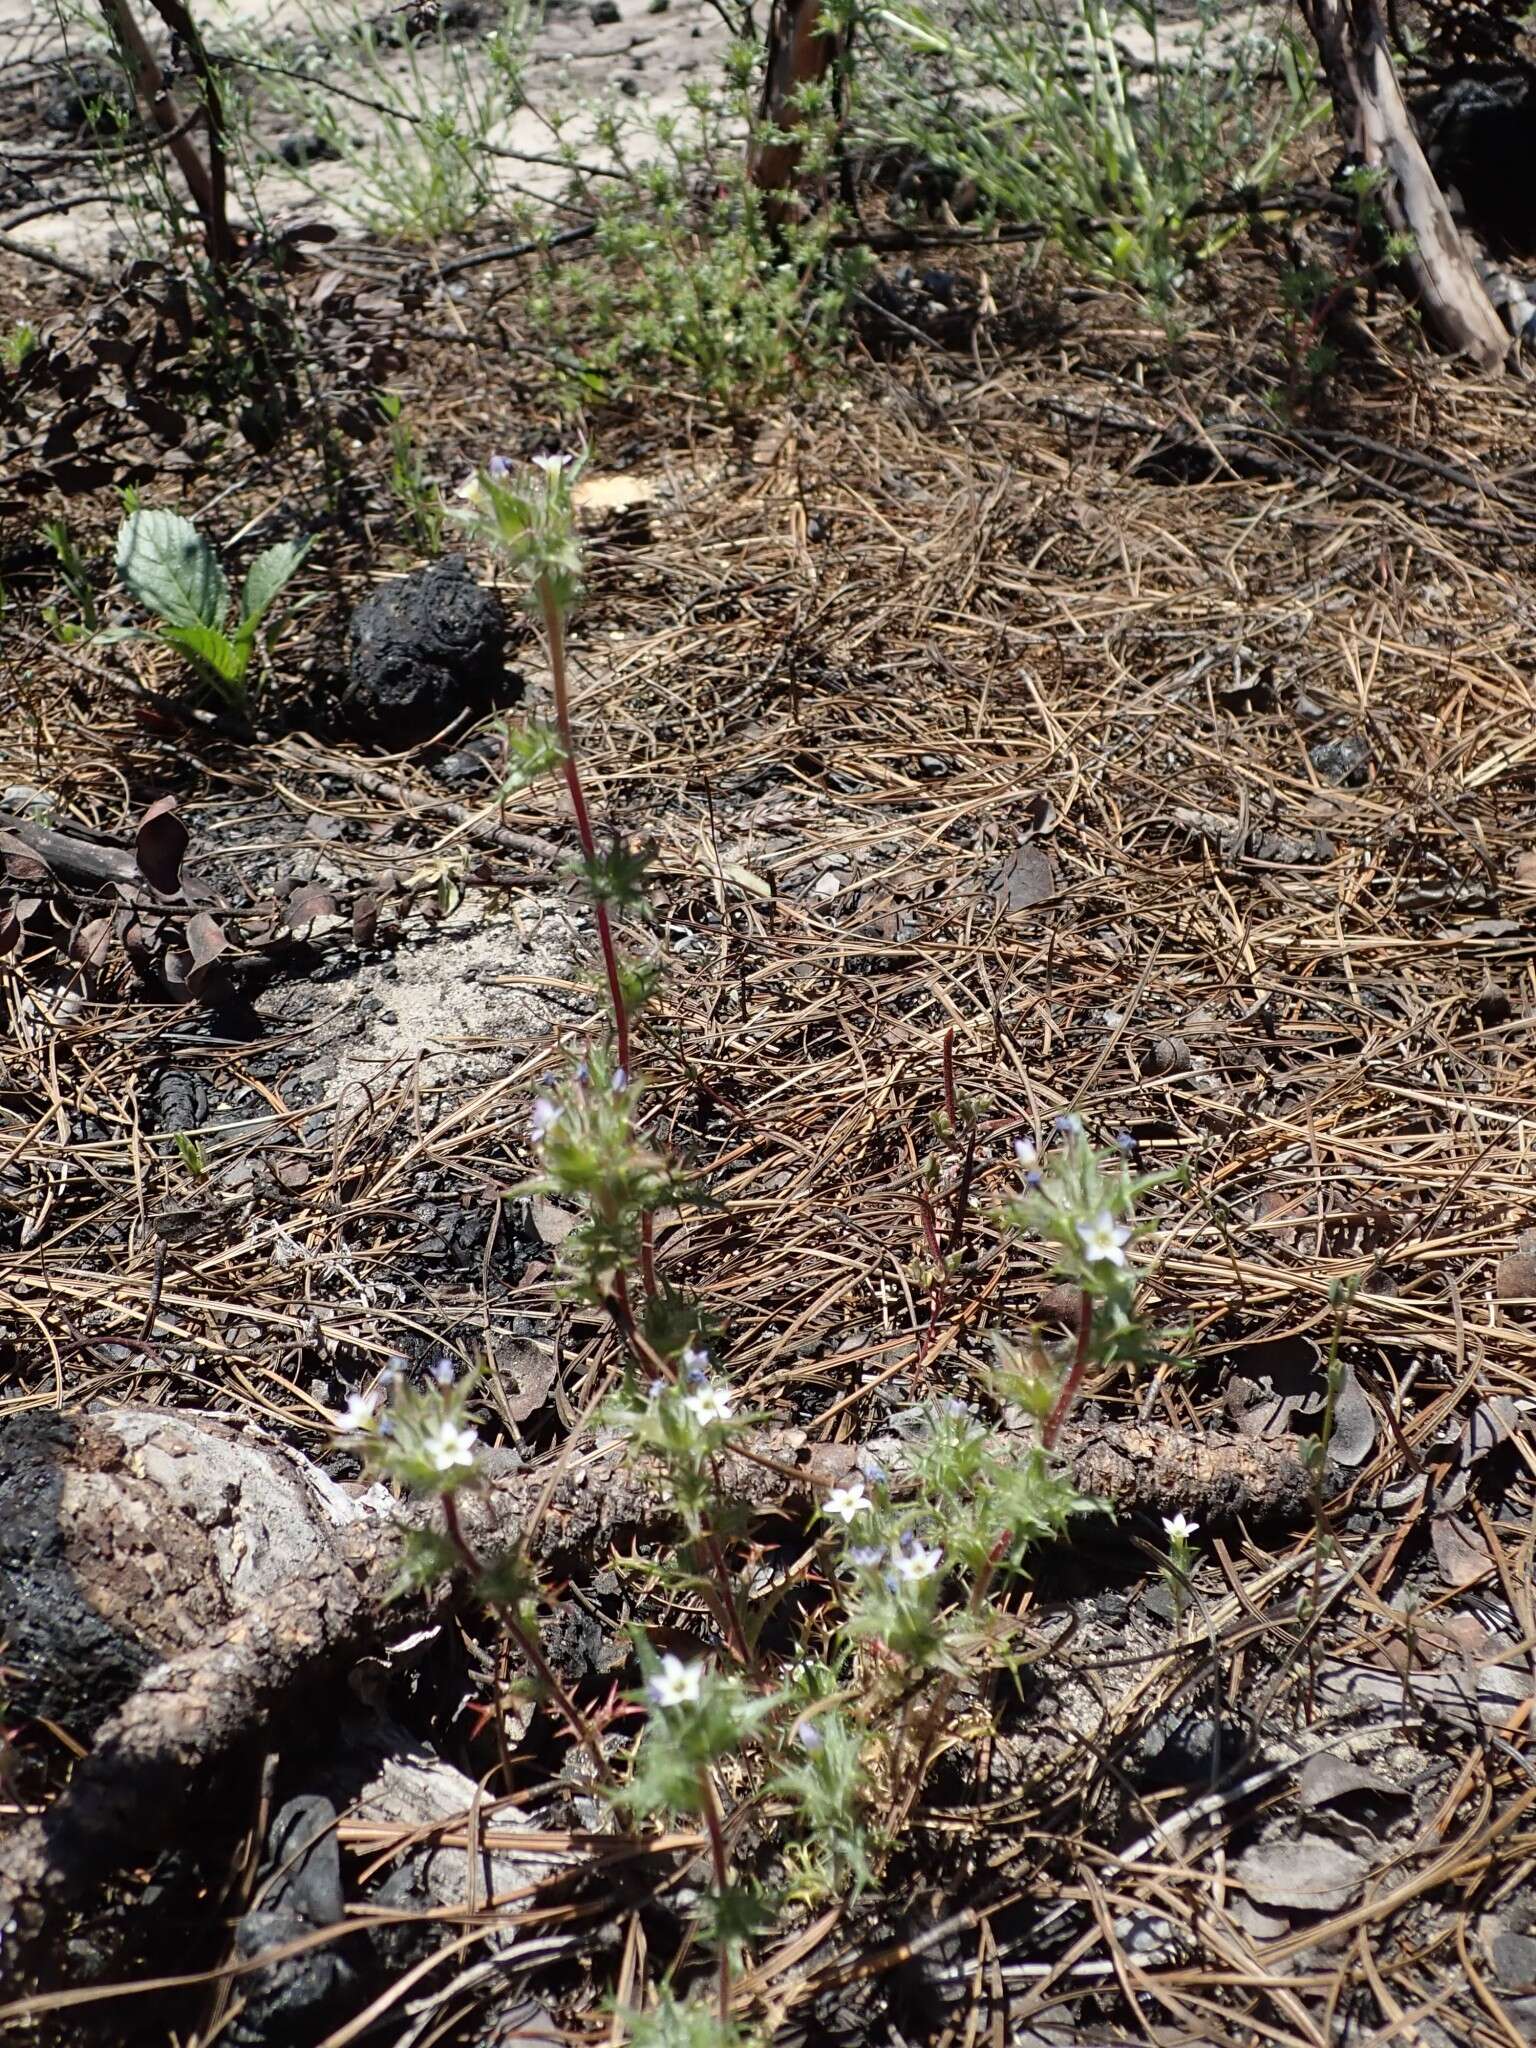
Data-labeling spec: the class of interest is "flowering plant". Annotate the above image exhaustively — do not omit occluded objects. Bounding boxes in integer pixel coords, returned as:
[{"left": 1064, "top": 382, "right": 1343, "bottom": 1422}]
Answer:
[{"left": 998, "top": 1117, "right": 1181, "bottom": 1442}]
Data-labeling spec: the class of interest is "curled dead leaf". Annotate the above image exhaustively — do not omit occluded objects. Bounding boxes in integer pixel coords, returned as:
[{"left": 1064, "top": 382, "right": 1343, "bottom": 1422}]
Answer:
[{"left": 135, "top": 797, "right": 187, "bottom": 896}]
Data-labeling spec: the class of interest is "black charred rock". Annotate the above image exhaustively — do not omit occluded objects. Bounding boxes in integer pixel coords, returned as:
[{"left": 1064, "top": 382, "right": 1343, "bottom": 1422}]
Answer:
[
  {"left": 0, "top": 1412, "right": 153, "bottom": 1737},
  {"left": 230, "top": 1796, "right": 358, "bottom": 2046},
  {"left": 1133, "top": 1702, "right": 1250, "bottom": 1791},
  {"left": 343, "top": 554, "right": 516, "bottom": 743},
  {"left": 1420, "top": 75, "right": 1536, "bottom": 258}
]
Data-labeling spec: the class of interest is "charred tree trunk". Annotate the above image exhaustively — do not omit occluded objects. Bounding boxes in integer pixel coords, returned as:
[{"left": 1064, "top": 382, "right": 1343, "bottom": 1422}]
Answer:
[
  {"left": 747, "top": 0, "right": 846, "bottom": 221},
  {"left": 0, "top": 1403, "right": 1322, "bottom": 1990},
  {"left": 1298, "top": 0, "right": 1508, "bottom": 367}
]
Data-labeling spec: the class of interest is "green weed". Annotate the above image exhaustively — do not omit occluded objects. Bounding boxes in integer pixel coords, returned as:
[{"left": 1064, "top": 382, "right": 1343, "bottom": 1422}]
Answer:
[
  {"left": 114, "top": 507, "right": 311, "bottom": 710},
  {"left": 866, "top": 0, "right": 1322, "bottom": 303}
]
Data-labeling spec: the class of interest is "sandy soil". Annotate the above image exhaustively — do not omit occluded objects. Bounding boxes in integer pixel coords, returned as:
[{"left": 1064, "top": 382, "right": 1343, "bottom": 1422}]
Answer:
[{"left": 4, "top": 0, "right": 732, "bottom": 268}]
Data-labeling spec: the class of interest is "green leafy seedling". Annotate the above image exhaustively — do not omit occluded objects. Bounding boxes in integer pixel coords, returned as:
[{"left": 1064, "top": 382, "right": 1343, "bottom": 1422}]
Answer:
[
  {"left": 172, "top": 1131, "right": 208, "bottom": 1178},
  {"left": 114, "top": 508, "right": 311, "bottom": 709},
  {"left": 41, "top": 517, "right": 99, "bottom": 644}
]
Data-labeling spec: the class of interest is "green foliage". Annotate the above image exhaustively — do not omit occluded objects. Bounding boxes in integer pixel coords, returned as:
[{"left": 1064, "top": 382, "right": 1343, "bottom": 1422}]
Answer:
[
  {"left": 344, "top": 1367, "right": 483, "bottom": 1498},
  {"left": 577, "top": 842, "right": 656, "bottom": 912},
  {"left": 452, "top": 455, "right": 583, "bottom": 618},
  {"left": 902, "top": 1398, "right": 1094, "bottom": 1578},
  {"left": 619, "top": 1990, "right": 757, "bottom": 2048},
  {"left": 40, "top": 517, "right": 99, "bottom": 643},
  {"left": 171, "top": 1131, "right": 208, "bottom": 1179},
  {"left": 117, "top": 508, "right": 227, "bottom": 631},
  {"left": 616, "top": 956, "right": 665, "bottom": 1019},
  {"left": 3, "top": 323, "right": 38, "bottom": 371},
  {"left": 525, "top": 1054, "right": 693, "bottom": 1302},
  {"left": 392, "top": 1523, "right": 462, "bottom": 1599},
  {"left": 620, "top": 1647, "right": 778, "bottom": 1821},
  {"left": 769, "top": 1707, "right": 877, "bottom": 1896},
  {"left": 497, "top": 719, "right": 566, "bottom": 793},
  {"left": 606, "top": 1364, "right": 755, "bottom": 1531},
  {"left": 998, "top": 1118, "right": 1180, "bottom": 1387},
  {"left": 252, "top": 0, "right": 534, "bottom": 240},
  {"left": 377, "top": 390, "right": 445, "bottom": 554},
  {"left": 866, "top": 0, "right": 1322, "bottom": 302},
  {"left": 114, "top": 509, "right": 310, "bottom": 709},
  {"left": 534, "top": 71, "right": 866, "bottom": 407}
]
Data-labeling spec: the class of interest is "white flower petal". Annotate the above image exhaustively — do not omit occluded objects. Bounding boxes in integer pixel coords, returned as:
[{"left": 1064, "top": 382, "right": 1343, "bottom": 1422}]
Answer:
[
  {"left": 648, "top": 1653, "right": 703, "bottom": 1708},
  {"left": 823, "top": 1482, "right": 869, "bottom": 1525}
]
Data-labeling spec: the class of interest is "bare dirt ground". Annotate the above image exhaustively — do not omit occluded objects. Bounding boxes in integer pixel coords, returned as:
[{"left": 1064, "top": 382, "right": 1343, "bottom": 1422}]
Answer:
[
  {"left": 4, "top": 0, "right": 731, "bottom": 268},
  {"left": 5, "top": 8, "right": 1536, "bottom": 2047}
]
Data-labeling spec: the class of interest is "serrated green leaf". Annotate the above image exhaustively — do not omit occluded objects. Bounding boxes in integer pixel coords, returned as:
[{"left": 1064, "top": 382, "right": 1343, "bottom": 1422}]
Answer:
[
  {"left": 238, "top": 537, "right": 310, "bottom": 629},
  {"left": 115, "top": 509, "right": 227, "bottom": 630},
  {"left": 160, "top": 621, "right": 249, "bottom": 691}
]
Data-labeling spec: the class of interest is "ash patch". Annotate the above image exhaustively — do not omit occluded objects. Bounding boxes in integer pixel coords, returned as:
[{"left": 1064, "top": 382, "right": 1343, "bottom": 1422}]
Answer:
[{"left": 303, "top": 899, "right": 581, "bottom": 1110}]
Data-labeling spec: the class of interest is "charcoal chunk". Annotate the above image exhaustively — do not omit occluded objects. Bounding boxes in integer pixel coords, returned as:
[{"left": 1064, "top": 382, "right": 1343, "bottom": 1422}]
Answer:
[{"left": 344, "top": 555, "right": 515, "bottom": 742}]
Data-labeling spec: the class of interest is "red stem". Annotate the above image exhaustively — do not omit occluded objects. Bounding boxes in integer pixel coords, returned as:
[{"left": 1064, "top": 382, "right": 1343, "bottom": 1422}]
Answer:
[
  {"left": 539, "top": 578, "right": 632, "bottom": 1081},
  {"left": 945, "top": 1117, "right": 978, "bottom": 1258},
  {"left": 698, "top": 1767, "right": 733, "bottom": 2023},
  {"left": 640, "top": 1211, "right": 657, "bottom": 1298},
  {"left": 441, "top": 1491, "right": 613, "bottom": 1786},
  {"left": 1042, "top": 1289, "right": 1092, "bottom": 1449},
  {"left": 701, "top": 1508, "right": 750, "bottom": 1667}
]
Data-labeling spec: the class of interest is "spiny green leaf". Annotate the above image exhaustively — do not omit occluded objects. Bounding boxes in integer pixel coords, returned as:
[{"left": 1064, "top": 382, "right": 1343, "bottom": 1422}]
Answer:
[{"left": 115, "top": 509, "right": 227, "bottom": 630}]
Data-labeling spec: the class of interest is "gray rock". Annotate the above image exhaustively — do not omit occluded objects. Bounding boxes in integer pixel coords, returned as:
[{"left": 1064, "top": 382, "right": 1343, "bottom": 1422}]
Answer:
[
  {"left": 1491, "top": 1930, "right": 1536, "bottom": 1990},
  {"left": 1234, "top": 1832, "right": 1369, "bottom": 1912},
  {"left": 1308, "top": 731, "right": 1372, "bottom": 787},
  {"left": 344, "top": 555, "right": 514, "bottom": 743}
]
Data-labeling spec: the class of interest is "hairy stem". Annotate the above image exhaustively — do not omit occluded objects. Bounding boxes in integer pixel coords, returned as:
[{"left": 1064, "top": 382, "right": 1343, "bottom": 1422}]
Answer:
[
  {"left": 441, "top": 1491, "right": 614, "bottom": 1786},
  {"left": 1042, "top": 1288, "right": 1093, "bottom": 1449},
  {"left": 538, "top": 577, "right": 632, "bottom": 1083},
  {"left": 698, "top": 1766, "right": 734, "bottom": 2024}
]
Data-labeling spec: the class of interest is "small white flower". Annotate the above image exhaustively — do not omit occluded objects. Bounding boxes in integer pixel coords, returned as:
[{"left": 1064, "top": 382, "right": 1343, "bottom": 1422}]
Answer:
[
  {"left": 337, "top": 1389, "right": 380, "bottom": 1434},
  {"left": 529, "top": 1097, "right": 562, "bottom": 1143},
  {"left": 1013, "top": 1137, "right": 1038, "bottom": 1168},
  {"left": 647, "top": 1653, "right": 703, "bottom": 1709},
  {"left": 794, "top": 1717, "right": 823, "bottom": 1751},
  {"left": 681, "top": 1341, "right": 710, "bottom": 1377},
  {"left": 455, "top": 471, "right": 484, "bottom": 503},
  {"left": 1162, "top": 1513, "right": 1200, "bottom": 1545},
  {"left": 1079, "top": 1210, "right": 1131, "bottom": 1267},
  {"left": 532, "top": 451, "right": 572, "bottom": 479},
  {"left": 891, "top": 1540, "right": 943, "bottom": 1586},
  {"left": 431, "top": 1357, "right": 456, "bottom": 1386},
  {"left": 823, "top": 1481, "right": 870, "bottom": 1525},
  {"left": 683, "top": 1383, "right": 733, "bottom": 1428},
  {"left": 421, "top": 1419, "right": 479, "bottom": 1474}
]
